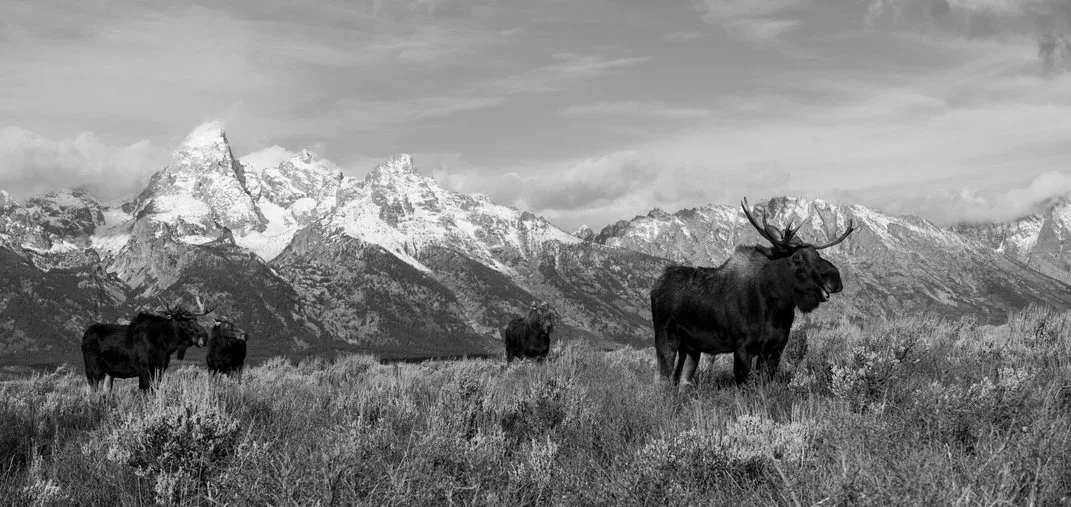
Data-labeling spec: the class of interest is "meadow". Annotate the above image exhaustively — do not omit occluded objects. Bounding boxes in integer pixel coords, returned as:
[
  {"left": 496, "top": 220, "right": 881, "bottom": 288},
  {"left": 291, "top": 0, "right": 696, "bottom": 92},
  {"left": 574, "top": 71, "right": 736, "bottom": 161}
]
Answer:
[{"left": 2, "top": 307, "right": 1070, "bottom": 506}]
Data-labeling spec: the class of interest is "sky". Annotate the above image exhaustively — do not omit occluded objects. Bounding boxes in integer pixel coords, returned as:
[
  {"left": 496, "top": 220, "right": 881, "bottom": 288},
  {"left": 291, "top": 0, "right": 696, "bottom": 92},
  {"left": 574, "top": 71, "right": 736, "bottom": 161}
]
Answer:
[{"left": 1, "top": 0, "right": 1070, "bottom": 231}]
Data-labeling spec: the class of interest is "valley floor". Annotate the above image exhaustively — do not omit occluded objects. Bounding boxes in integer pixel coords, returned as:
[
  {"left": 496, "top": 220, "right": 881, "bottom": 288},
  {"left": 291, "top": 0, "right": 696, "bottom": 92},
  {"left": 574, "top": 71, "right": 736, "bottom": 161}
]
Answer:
[{"left": 2, "top": 307, "right": 1071, "bottom": 505}]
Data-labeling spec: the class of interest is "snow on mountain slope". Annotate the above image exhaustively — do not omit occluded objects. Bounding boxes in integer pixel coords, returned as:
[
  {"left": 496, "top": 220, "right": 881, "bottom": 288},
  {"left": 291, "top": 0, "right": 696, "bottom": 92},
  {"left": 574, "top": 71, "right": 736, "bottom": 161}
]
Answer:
[
  {"left": 233, "top": 148, "right": 343, "bottom": 261},
  {"left": 1026, "top": 198, "right": 1071, "bottom": 285},
  {"left": 955, "top": 197, "right": 1071, "bottom": 285},
  {"left": 0, "top": 189, "right": 107, "bottom": 268},
  {"left": 322, "top": 154, "right": 580, "bottom": 274}
]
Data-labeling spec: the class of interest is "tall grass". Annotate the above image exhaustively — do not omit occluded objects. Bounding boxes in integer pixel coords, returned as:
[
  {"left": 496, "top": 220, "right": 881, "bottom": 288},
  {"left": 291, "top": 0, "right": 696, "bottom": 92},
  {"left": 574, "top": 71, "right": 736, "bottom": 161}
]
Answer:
[{"left": 2, "top": 307, "right": 1071, "bottom": 505}]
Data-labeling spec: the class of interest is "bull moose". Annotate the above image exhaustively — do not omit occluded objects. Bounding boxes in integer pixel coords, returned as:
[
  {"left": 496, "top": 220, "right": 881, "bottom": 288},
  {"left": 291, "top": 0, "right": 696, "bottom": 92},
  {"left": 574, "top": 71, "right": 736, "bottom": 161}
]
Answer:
[
  {"left": 502, "top": 302, "right": 556, "bottom": 363},
  {"left": 81, "top": 296, "right": 215, "bottom": 391},
  {"left": 650, "top": 198, "right": 855, "bottom": 387},
  {"left": 206, "top": 316, "right": 248, "bottom": 376}
]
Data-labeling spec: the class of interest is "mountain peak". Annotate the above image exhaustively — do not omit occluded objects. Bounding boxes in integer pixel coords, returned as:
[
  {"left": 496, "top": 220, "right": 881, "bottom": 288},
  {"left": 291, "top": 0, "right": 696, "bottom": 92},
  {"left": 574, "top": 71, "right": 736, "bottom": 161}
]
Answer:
[
  {"left": 299, "top": 149, "right": 314, "bottom": 164},
  {"left": 181, "top": 121, "right": 227, "bottom": 150},
  {"left": 371, "top": 153, "right": 418, "bottom": 177}
]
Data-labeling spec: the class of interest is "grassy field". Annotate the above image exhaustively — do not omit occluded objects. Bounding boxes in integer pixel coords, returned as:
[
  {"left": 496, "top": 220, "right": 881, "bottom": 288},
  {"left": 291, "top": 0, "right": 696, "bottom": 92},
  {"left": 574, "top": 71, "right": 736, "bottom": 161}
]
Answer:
[{"left": 2, "top": 307, "right": 1070, "bottom": 506}]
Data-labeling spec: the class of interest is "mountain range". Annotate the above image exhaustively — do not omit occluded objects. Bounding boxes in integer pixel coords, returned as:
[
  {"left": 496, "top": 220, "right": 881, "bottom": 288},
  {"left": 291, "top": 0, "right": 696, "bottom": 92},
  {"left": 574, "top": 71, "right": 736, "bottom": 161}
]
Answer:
[{"left": 3, "top": 122, "right": 1071, "bottom": 366}]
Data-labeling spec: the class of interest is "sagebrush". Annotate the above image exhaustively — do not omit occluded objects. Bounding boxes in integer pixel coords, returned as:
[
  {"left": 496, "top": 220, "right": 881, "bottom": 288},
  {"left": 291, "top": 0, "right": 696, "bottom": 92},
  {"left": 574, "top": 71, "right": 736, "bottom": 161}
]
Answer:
[{"left": 2, "top": 307, "right": 1071, "bottom": 505}]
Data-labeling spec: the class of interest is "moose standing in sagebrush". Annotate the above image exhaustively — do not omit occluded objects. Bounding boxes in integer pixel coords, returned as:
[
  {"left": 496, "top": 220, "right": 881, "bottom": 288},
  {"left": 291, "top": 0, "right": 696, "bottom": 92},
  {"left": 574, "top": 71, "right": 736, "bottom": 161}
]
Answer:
[
  {"left": 206, "top": 316, "right": 248, "bottom": 376},
  {"left": 650, "top": 198, "right": 856, "bottom": 388},
  {"left": 81, "top": 296, "right": 216, "bottom": 391},
  {"left": 502, "top": 302, "right": 556, "bottom": 363}
]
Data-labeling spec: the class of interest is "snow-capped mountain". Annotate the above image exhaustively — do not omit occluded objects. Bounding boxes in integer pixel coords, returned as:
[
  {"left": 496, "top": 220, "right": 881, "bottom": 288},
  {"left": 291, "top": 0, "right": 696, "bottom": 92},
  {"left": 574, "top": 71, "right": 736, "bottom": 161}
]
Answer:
[
  {"left": 4, "top": 121, "right": 1071, "bottom": 366},
  {"left": 955, "top": 198, "right": 1071, "bottom": 286},
  {"left": 133, "top": 122, "right": 265, "bottom": 239},
  {"left": 0, "top": 189, "right": 110, "bottom": 270},
  {"left": 0, "top": 123, "right": 665, "bottom": 364}
]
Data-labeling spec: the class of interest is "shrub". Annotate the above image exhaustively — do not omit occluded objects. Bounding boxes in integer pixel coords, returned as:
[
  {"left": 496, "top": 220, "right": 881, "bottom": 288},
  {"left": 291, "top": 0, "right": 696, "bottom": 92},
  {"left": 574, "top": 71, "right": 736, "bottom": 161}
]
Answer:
[{"left": 105, "top": 403, "right": 241, "bottom": 505}]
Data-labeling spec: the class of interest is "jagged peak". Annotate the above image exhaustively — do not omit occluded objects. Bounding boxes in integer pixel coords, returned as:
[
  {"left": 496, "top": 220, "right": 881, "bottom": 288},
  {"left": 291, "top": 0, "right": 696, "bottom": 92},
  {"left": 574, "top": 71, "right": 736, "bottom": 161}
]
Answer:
[
  {"left": 0, "top": 189, "right": 13, "bottom": 207},
  {"left": 27, "top": 188, "right": 100, "bottom": 208},
  {"left": 368, "top": 153, "right": 418, "bottom": 178},
  {"left": 180, "top": 121, "right": 228, "bottom": 150}
]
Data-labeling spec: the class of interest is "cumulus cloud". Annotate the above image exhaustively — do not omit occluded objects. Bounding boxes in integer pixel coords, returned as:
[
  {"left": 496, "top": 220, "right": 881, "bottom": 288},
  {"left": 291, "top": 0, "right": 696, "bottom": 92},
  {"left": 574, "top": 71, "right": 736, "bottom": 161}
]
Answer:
[
  {"left": 839, "top": 170, "right": 1071, "bottom": 225},
  {"left": 0, "top": 127, "right": 165, "bottom": 201},
  {"left": 431, "top": 150, "right": 800, "bottom": 231}
]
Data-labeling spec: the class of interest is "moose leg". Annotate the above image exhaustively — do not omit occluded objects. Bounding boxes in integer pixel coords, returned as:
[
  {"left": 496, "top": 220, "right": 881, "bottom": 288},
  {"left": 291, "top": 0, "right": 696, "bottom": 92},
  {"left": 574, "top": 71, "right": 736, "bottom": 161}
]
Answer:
[
  {"left": 138, "top": 374, "right": 152, "bottom": 391},
  {"left": 672, "top": 352, "right": 687, "bottom": 386},
  {"left": 733, "top": 349, "right": 752, "bottom": 385},
  {"left": 654, "top": 324, "right": 679, "bottom": 382},
  {"left": 84, "top": 361, "right": 105, "bottom": 391},
  {"left": 105, "top": 375, "right": 114, "bottom": 391},
  {"left": 679, "top": 350, "right": 702, "bottom": 389}
]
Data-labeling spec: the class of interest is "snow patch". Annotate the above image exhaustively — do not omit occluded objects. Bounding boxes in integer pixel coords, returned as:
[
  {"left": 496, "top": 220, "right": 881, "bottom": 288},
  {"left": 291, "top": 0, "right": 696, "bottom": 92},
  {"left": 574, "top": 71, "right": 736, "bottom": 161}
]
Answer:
[
  {"left": 101, "top": 208, "right": 132, "bottom": 228},
  {"left": 22, "top": 240, "right": 79, "bottom": 254}
]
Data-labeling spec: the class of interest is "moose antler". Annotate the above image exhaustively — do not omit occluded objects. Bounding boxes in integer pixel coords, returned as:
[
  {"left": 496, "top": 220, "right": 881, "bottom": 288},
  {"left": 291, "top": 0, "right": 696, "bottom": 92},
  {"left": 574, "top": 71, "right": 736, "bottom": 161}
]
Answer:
[
  {"left": 742, "top": 198, "right": 796, "bottom": 252},
  {"left": 743, "top": 197, "right": 856, "bottom": 252},
  {"left": 157, "top": 297, "right": 174, "bottom": 315}
]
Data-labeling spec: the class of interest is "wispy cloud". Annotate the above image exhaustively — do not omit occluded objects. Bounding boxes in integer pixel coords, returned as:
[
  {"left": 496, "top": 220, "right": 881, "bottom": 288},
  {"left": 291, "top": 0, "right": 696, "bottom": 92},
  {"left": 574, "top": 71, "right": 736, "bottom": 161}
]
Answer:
[
  {"left": 697, "top": 0, "right": 807, "bottom": 44},
  {"left": 481, "top": 53, "right": 651, "bottom": 95},
  {"left": 663, "top": 31, "right": 706, "bottom": 42},
  {"left": 557, "top": 101, "right": 712, "bottom": 120},
  {"left": 722, "top": 18, "right": 802, "bottom": 44},
  {"left": 285, "top": 52, "right": 651, "bottom": 135}
]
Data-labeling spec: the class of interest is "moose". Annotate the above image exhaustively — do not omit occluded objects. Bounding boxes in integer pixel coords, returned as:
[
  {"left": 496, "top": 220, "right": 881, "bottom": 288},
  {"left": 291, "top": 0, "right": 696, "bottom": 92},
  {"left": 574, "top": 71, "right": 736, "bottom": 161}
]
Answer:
[
  {"left": 206, "top": 316, "right": 248, "bottom": 376},
  {"left": 650, "top": 198, "right": 856, "bottom": 388},
  {"left": 502, "top": 301, "right": 556, "bottom": 363},
  {"left": 81, "top": 296, "right": 216, "bottom": 391}
]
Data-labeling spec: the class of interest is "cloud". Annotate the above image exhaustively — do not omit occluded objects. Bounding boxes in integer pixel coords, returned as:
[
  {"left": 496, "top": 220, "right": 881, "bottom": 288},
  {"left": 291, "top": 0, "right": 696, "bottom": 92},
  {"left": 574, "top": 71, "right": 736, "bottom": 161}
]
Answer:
[
  {"left": 696, "top": 0, "right": 807, "bottom": 44},
  {"left": 556, "top": 101, "right": 712, "bottom": 120},
  {"left": 663, "top": 31, "right": 706, "bottom": 42},
  {"left": 433, "top": 62, "right": 1071, "bottom": 231},
  {"left": 723, "top": 18, "right": 802, "bottom": 43},
  {"left": 433, "top": 150, "right": 797, "bottom": 231},
  {"left": 482, "top": 53, "right": 651, "bottom": 95},
  {"left": 861, "top": 0, "right": 1071, "bottom": 69},
  {"left": 834, "top": 170, "right": 1071, "bottom": 225},
  {"left": 0, "top": 127, "right": 166, "bottom": 201},
  {"left": 279, "top": 52, "right": 649, "bottom": 136}
]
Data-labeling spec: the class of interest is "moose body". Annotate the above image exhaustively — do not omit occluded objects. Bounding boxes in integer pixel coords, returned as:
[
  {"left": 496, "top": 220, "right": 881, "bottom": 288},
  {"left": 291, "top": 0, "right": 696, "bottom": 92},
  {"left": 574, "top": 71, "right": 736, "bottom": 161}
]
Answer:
[
  {"left": 502, "top": 302, "right": 556, "bottom": 363},
  {"left": 207, "top": 319, "right": 247, "bottom": 376},
  {"left": 81, "top": 299, "right": 213, "bottom": 391},
  {"left": 650, "top": 198, "right": 855, "bottom": 387}
]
